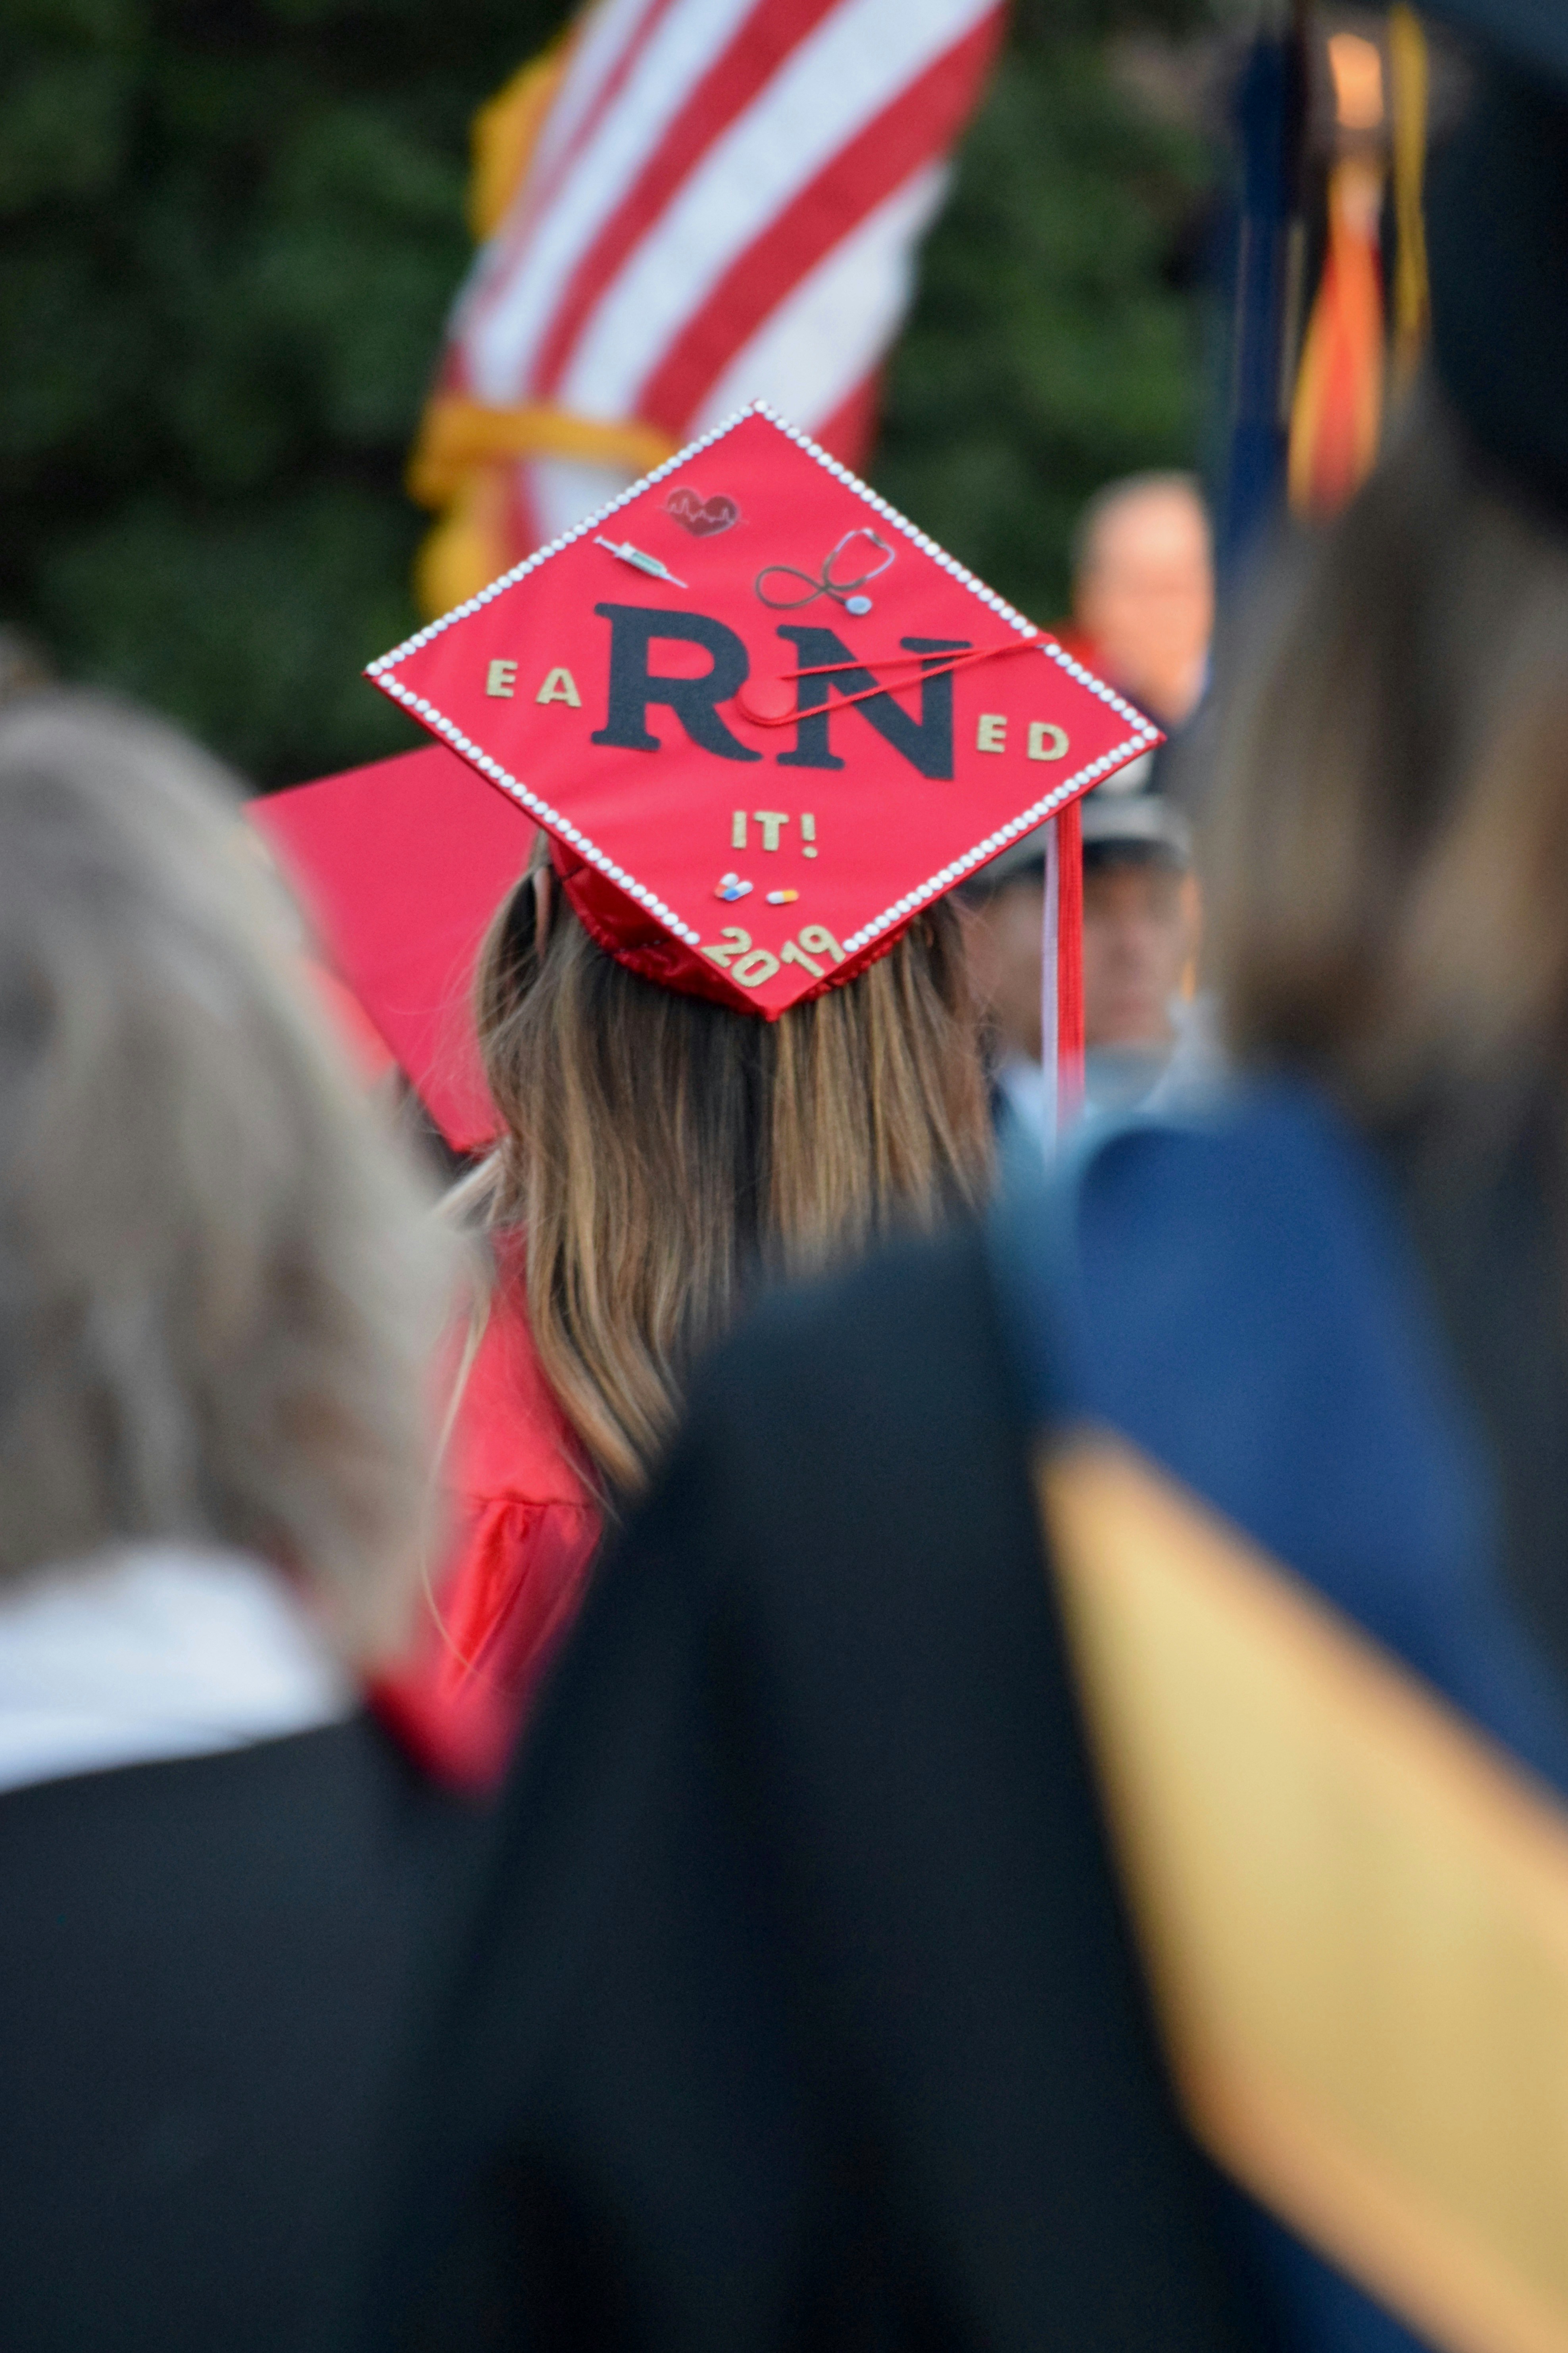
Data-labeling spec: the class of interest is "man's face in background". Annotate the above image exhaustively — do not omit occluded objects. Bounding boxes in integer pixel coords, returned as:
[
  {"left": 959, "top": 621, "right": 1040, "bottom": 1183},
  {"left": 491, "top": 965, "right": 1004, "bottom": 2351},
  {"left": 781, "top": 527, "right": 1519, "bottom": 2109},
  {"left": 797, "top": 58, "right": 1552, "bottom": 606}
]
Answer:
[
  {"left": 1082, "top": 852, "right": 1197, "bottom": 1051},
  {"left": 1073, "top": 481, "right": 1213, "bottom": 730}
]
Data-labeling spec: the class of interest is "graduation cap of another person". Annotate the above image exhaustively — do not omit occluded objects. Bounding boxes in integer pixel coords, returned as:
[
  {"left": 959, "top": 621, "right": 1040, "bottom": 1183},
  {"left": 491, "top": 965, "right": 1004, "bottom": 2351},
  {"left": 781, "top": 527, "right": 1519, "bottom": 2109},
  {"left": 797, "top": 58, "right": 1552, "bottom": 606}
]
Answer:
[
  {"left": 253, "top": 741, "right": 534, "bottom": 1154},
  {"left": 363, "top": 404, "right": 1160, "bottom": 1025}
]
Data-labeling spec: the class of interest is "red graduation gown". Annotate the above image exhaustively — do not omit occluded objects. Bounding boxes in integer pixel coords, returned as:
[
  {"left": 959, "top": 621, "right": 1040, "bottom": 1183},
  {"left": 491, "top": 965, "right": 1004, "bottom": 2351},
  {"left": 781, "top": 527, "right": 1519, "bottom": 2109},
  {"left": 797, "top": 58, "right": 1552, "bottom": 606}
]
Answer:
[
  {"left": 375, "top": 1252, "right": 601, "bottom": 1790},
  {"left": 436, "top": 1272, "right": 602, "bottom": 1707}
]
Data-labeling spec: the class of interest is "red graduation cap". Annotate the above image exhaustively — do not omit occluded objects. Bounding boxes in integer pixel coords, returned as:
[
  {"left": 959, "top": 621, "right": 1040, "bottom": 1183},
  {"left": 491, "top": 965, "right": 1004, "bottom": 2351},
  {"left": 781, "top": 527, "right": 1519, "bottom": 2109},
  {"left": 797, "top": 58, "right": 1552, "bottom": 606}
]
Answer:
[
  {"left": 366, "top": 403, "right": 1160, "bottom": 1023},
  {"left": 252, "top": 741, "right": 534, "bottom": 1152}
]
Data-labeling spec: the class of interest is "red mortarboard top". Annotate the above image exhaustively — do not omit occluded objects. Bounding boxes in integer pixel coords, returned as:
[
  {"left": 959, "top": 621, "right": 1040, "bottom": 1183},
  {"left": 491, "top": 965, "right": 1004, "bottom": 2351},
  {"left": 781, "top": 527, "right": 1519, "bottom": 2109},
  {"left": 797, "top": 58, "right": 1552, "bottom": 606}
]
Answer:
[
  {"left": 252, "top": 741, "right": 533, "bottom": 1151},
  {"left": 366, "top": 404, "right": 1161, "bottom": 1020}
]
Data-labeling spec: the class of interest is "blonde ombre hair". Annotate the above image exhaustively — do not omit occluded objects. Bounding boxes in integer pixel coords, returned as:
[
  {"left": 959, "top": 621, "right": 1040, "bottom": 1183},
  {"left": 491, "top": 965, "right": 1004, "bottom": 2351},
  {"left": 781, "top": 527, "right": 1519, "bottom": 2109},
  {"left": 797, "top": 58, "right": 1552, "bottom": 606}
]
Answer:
[
  {"left": 0, "top": 694, "right": 452, "bottom": 1664},
  {"left": 472, "top": 847, "right": 991, "bottom": 1496},
  {"left": 1203, "top": 386, "right": 1568, "bottom": 1151}
]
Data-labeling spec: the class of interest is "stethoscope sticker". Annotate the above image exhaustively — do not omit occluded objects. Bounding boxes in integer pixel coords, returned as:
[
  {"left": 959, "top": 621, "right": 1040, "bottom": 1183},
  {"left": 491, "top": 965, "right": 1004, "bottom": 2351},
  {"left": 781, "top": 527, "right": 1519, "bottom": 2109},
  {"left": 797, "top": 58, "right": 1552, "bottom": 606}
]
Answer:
[{"left": 755, "top": 528, "right": 895, "bottom": 618}]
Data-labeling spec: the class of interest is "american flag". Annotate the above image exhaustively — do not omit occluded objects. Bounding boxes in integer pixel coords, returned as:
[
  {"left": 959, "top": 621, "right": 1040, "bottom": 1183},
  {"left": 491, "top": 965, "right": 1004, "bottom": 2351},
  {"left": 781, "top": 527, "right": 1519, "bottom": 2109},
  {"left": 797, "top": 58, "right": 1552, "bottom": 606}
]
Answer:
[{"left": 409, "top": 0, "right": 1006, "bottom": 611}]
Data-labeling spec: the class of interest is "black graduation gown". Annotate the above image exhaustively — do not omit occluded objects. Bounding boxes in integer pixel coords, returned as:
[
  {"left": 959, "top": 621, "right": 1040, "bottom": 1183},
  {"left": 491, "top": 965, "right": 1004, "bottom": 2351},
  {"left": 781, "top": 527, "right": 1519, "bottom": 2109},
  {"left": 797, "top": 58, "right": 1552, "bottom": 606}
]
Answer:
[
  {"left": 0, "top": 1712, "right": 495, "bottom": 2353},
  {"left": 392, "top": 1224, "right": 1266, "bottom": 2353}
]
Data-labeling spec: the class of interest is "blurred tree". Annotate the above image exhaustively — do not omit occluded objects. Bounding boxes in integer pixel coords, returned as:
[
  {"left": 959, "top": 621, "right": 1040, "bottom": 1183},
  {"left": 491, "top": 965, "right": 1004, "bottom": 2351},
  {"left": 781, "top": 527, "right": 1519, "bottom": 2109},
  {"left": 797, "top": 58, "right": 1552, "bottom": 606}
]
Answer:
[
  {"left": 0, "top": 0, "right": 1218, "bottom": 785},
  {"left": 873, "top": 0, "right": 1220, "bottom": 628},
  {"left": 0, "top": 0, "right": 569, "bottom": 784}
]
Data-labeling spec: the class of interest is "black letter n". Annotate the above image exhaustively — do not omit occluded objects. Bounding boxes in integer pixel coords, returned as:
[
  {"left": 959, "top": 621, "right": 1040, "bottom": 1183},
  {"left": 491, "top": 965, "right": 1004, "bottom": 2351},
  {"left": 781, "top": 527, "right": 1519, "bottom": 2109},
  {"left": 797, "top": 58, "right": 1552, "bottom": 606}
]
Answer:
[{"left": 775, "top": 629, "right": 970, "bottom": 780}]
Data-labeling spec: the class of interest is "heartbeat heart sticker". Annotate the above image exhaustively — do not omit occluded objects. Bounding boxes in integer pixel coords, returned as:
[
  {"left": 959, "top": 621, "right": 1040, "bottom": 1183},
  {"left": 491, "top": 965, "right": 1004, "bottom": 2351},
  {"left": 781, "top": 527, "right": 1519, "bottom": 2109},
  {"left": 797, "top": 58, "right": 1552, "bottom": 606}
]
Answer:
[{"left": 665, "top": 485, "right": 740, "bottom": 536}]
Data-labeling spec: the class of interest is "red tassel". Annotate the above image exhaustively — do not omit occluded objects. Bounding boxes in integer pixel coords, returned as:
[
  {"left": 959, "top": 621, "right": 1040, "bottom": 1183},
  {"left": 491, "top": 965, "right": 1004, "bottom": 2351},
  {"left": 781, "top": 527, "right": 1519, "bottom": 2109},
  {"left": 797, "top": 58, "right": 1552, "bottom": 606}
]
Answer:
[{"left": 1056, "top": 798, "right": 1085, "bottom": 1118}]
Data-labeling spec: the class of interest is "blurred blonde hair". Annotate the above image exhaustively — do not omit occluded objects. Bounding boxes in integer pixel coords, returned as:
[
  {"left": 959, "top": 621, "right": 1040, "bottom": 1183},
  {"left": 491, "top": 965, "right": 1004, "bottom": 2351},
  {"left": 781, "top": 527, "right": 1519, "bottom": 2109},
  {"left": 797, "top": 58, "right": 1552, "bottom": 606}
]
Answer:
[
  {"left": 0, "top": 694, "right": 452, "bottom": 1664},
  {"left": 1203, "top": 386, "right": 1568, "bottom": 1150},
  {"left": 472, "top": 848, "right": 990, "bottom": 1497}
]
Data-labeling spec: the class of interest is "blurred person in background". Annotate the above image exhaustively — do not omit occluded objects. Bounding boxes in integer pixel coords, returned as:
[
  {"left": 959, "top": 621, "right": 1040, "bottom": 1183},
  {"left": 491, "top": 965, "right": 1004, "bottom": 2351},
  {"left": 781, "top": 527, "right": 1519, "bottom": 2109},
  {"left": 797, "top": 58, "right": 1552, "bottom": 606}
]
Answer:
[
  {"left": 384, "top": 12, "right": 1568, "bottom": 2351},
  {"left": 960, "top": 470, "right": 1214, "bottom": 1166},
  {"left": 1068, "top": 469, "right": 1214, "bottom": 1114},
  {"left": 1078, "top": 780, "right": 1209, "bottom": 1117},
  {"left": 961, "top": 793, "right": 1205, "bottom": 1165},
  {"left": 1061, "top": 470, "right": 1214, "bottom": 733},
  {"left": 0, "top": 695, "right": 479, "bottom": 2353}
]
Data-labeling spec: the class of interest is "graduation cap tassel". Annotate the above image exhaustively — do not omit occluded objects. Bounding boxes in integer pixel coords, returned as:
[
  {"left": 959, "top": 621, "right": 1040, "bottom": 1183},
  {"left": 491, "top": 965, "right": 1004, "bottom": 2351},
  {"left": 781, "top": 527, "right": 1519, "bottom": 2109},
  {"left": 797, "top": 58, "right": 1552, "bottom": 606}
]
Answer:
[
  {"left": 1050, "top": 801, "right": 1085, "bottom": 1135},
  {"left": 1287, "top": 23, "right": 1389, "bottom": 519}
]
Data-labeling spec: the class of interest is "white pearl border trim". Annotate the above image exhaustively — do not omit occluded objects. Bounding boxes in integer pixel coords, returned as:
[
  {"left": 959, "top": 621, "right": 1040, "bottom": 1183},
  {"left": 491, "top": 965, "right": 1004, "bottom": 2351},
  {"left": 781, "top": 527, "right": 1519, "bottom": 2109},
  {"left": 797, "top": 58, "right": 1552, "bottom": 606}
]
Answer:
[
  {"left": 375, "top": 675, "right": 703, "bottom": 946},
  {"left": 365, "top": 402, "right": 1159, "bottom": 977}
]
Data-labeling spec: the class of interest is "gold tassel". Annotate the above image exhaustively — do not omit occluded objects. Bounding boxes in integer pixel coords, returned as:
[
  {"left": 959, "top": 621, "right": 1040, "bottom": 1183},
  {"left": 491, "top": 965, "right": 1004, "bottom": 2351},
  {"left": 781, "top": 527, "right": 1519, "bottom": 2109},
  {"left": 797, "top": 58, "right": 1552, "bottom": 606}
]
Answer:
[
  {"left": 406, "top": 16, "right": 682, "bottom": 619},
  {"left": 468, "top": 37, "right": 571, "bottom": 240}
]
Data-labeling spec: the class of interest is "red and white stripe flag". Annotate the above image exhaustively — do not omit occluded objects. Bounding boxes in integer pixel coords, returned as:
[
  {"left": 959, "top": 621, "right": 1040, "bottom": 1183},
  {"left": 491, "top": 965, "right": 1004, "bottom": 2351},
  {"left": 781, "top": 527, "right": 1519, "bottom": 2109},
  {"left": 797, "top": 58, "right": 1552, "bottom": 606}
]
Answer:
[{"left": 410, "top": 0, "right": 1006, "bottom": 612}]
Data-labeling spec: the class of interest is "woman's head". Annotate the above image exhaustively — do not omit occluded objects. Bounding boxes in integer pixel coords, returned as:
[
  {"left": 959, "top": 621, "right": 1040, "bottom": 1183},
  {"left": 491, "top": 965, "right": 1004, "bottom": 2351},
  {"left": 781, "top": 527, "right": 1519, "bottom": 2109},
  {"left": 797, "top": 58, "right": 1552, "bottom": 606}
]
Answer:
[
  {"left": 1201, "top": 386, "right": 1568, "bottom": 1149},
  {"left": 476, "top": 853, "right": 990, "bottom": 1494},
  {"left": 0, "top": 693, "right": 451, "bottom": 1660}
]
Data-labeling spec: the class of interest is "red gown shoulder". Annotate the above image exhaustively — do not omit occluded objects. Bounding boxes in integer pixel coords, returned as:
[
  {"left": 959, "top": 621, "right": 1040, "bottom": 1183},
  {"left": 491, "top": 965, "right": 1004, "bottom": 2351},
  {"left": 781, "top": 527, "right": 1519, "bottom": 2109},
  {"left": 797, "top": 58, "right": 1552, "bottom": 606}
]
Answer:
[
  {"left": 373, "top": 1243, "right": 602, "bottom": 1791},
  {"left": 438, "top": 1267, "right": 603, "bottom": 1690}
]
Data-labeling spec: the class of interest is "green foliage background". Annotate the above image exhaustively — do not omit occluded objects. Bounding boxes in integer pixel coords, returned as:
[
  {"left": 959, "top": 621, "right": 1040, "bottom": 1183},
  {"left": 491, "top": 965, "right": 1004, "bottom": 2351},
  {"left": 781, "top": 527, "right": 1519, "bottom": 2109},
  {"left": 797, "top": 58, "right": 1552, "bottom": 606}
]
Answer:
[
  {"left": 879, "top": 0, "right": 1216, "bottom": 625},
  {"left": 1, "top": 0, "right": 1218, "bottom": 787}
]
